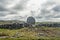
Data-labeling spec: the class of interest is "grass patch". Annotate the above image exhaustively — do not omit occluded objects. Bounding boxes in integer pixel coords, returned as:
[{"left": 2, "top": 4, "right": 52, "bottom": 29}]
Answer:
[{"left": 0, "top": 27, "right": 59, "bottom": 40}]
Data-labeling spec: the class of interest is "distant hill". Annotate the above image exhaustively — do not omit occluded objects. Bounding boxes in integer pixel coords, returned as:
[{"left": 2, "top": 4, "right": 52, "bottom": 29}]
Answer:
[{"left": 0, "top": 20, "right": 25, "bottom": 25}]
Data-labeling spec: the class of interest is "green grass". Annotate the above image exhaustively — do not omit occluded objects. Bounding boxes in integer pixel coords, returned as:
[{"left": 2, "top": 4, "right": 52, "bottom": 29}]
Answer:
[{"left": 0, "top": 27, "right": 60, "bottom": 40}]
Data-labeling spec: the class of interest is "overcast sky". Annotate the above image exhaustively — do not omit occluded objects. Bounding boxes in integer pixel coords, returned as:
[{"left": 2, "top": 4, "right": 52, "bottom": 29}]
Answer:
[{"left": 0, "top": 0, "right": 60, "bottom": 22}]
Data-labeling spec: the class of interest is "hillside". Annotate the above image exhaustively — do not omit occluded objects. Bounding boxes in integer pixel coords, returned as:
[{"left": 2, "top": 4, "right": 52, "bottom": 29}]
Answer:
[
  {"left": 0, "top": 27, "right": 59, "bottom": 40},
  {"left": 0, "top": 21, "right": 60, "bottom": 40}
]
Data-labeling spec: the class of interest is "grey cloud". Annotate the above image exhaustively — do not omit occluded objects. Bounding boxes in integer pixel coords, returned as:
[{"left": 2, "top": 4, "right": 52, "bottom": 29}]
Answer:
[
  {"left": 36, "top": 1, "right": 60, "bottom": 21},
  {"left": 5, "top": 15, "right": 26, "bottom": 20},
  {"left": 40, "top": 9, "right": 50, "bottom": 16},
  {"left": 0, "top": 0, "right": 9, "bottom": 11},
  {"left": 9, "top": 12, "right": 17, "bottom": 14},
  {"left": 53, "top": 16, "right": 60, "bottom": 18},
  {"left": 0, "top": 13, "right": 6, "bottom": 16},
  {"left": 13, "top": 0, "right": 29, "bottom": 11},
  {"left": 0, "top": 0, "right": 8, "bottom": 3},
  {"left": 0, "top": 0, "right": 60, "bottom": 22},
  {"left": 0, "top": 0, "right": 10, "bottom": 17},
  {"left": 0, "top": 6, "right": 8, "bottom": 11},
  {"left": 53, "top": 5, "right": 60, "bottom": 12},
  {"left": 38, "top": 1, "right": 56, "bottom": 18},
  {"left": 0, "top": 12, "right": 10, "bottom": 17},
  {"left": 35, "top": 15, "right": 43, "bottom": 19},
  {"left": 0, "top": 0, "right": 30, "bottom": 18}
]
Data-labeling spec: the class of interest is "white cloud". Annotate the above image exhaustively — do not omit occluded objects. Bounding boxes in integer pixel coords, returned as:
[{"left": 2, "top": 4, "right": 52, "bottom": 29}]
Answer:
[{"left": 0, "top": 0, "right": 60, "bottom": 22}]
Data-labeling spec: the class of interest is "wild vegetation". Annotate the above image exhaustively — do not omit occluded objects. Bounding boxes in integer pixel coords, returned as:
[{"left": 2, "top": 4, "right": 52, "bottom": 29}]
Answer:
[
  {"left": 0, "top": 21, "right": 60, "bottom": 40},
  {"left": 0, "top": 27, "right": 59, "bottom": 40}
]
